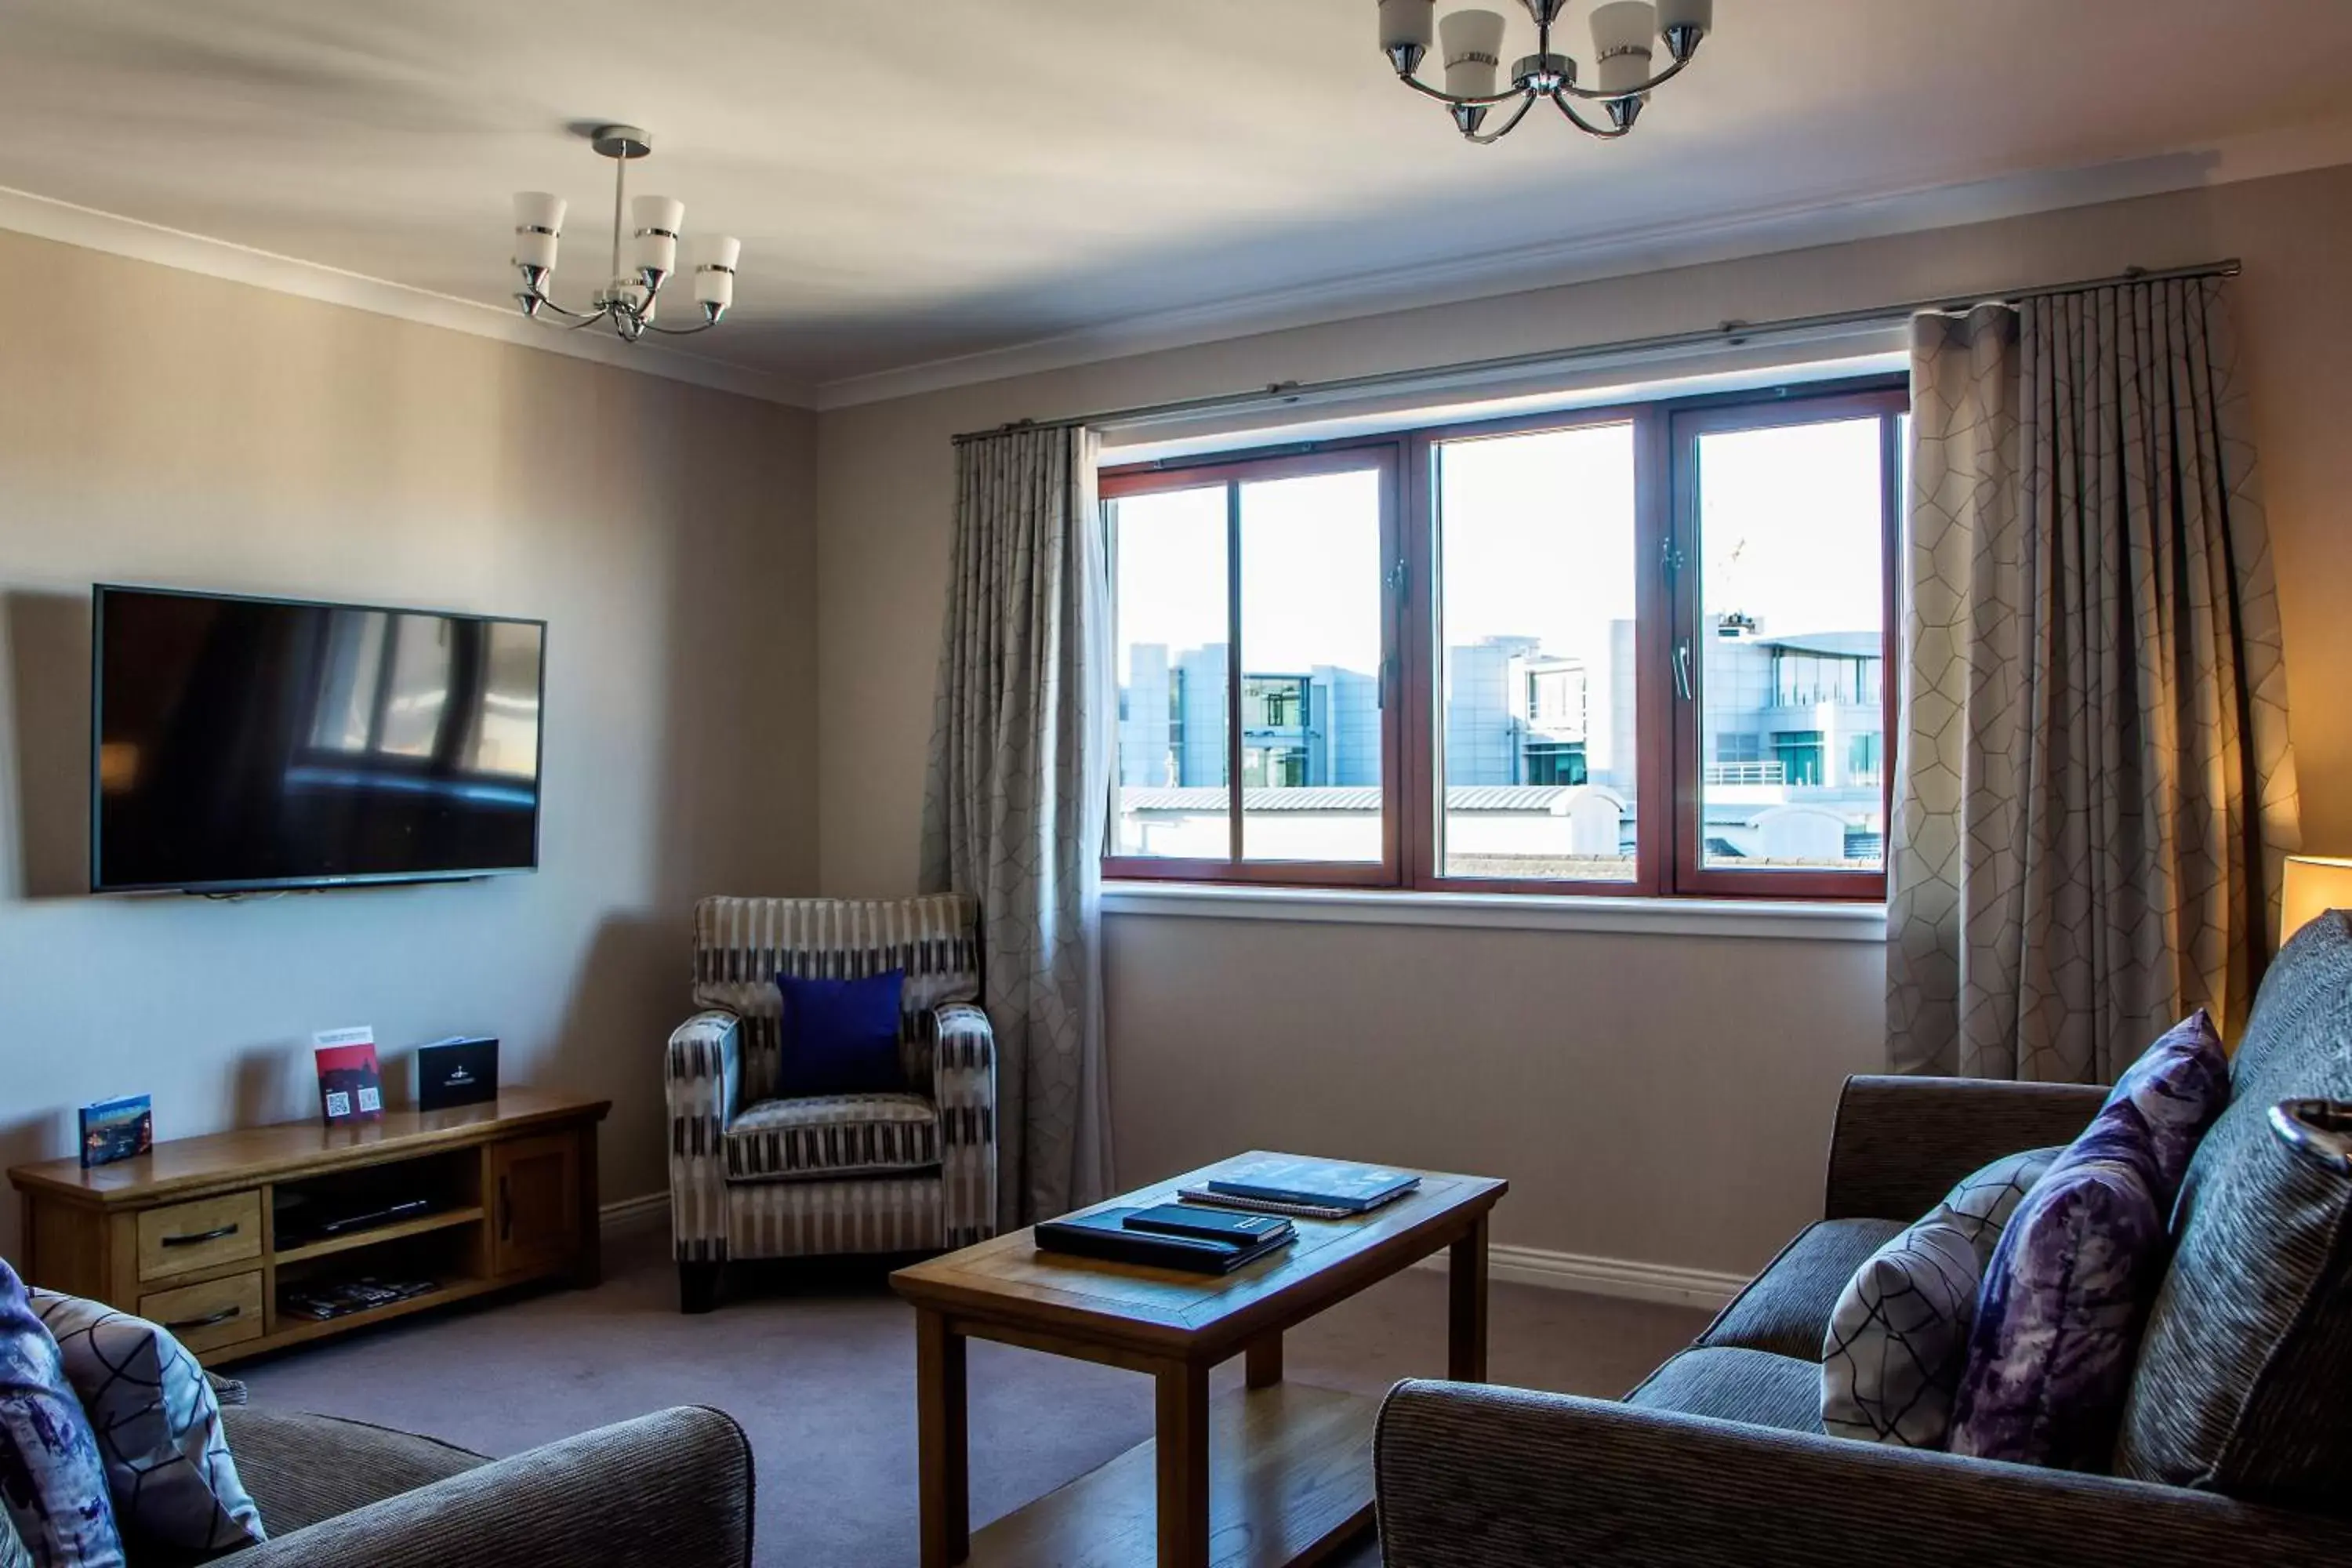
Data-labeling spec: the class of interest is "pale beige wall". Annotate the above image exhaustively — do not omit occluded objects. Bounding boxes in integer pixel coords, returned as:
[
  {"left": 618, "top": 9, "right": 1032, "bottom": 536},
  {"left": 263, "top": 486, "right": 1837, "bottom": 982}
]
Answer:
[
  {"left": 0, "top": 230, "right": 818, "bottom": 1258},
  {"left": 817, "top": 164, "right": 2352, "bottom": 1276}
]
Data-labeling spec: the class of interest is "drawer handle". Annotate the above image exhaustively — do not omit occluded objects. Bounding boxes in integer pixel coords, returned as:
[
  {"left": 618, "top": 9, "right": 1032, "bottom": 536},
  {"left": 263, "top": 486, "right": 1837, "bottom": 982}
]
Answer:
[
  {"left": 161, "top": 1223, "right": 241, "bottom": 1247},
  {"left": 165, "top": 1305, "right": 242, "bottom": 1331}
]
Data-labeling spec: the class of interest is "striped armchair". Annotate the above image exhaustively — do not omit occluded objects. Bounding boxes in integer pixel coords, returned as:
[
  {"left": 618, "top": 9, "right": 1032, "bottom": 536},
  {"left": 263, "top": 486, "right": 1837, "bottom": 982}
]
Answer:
[{"left": 664, "top": 895, "right": 998, "bottom": 1312}]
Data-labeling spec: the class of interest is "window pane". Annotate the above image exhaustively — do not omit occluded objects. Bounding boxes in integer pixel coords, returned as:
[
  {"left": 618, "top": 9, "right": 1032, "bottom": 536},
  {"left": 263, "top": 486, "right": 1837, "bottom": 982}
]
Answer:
[
  {"left": 1238, "top": 469, "right": 1385, "bottom": 862},
  {"left": 1434, "top": 424, "right": 1638, "bottom": 881},
  {"left": 1110, "top": 486, "right": 1229, "bottom": 859},
  {"left": 1693, "top": 417, "right": 1886, "bottom": 872}
]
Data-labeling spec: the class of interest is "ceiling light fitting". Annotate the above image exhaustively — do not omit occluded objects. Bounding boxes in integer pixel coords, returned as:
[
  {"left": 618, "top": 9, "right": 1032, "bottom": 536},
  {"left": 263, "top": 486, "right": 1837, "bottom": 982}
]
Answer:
[
  {"left": 1377, "top": 0, "right": 1711, "bottom": 143},
  {"left": 508, "top": 125, "right": 740, "bottom": 341}
]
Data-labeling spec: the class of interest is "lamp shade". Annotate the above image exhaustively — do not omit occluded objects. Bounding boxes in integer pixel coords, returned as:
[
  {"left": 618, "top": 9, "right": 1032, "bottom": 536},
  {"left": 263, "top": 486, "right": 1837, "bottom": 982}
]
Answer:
[
  {"left": 511, "top": 191, "right": 565, "bottom": 271},
  {"left": 630, "top": 194, "right": 685, "bottom": 281},
  {"left": 691, "top": 235, "right": 741, "bottom": 311},
  {"left": 2282, "top": 856, "right": 2352, "bottom": 946},
  {"left": 1657, "top": 0, "right": 1712, "bottom": 34},
  {"left": 1379, "top": 0, "right": 1436, "bottom": 53},
  {"left": 1590, "top": 1, "right": 1658, "bottom": 93},
  {"left": 1439, "top": 9, "right": 1507, "bottom": 98}
]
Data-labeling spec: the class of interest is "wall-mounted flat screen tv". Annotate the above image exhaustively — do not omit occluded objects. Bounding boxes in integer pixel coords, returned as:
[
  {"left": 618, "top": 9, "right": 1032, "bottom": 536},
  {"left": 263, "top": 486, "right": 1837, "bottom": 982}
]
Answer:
[{"left": 92, "top": 586, "right": 546, "bottom": 894}]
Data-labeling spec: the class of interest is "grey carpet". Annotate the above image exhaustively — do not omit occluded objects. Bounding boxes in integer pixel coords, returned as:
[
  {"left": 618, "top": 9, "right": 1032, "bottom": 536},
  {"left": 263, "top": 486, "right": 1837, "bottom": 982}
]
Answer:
[{"left": 236, "top": 1223, "right": 1710, "bottom": 1566}]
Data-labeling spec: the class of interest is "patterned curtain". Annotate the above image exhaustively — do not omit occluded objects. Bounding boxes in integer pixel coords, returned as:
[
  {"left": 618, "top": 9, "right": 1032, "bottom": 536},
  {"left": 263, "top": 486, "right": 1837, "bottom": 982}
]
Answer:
[
  {"left": 920, "top": 426, "right": 1116, "bottom": 1226},
  {"left": 1888, "top": 278, "right": 2299, "bottom": 1082}
]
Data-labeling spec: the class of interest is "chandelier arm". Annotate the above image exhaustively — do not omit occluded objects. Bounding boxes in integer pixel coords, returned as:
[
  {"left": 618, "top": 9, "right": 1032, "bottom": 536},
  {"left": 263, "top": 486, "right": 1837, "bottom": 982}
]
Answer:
[
  {"left": 1555, "top": 52, "right": 1690, "bottom": 101},
  {"left": 639, "top": 317, "right": 720, "bottom": 337},
  {"left": 1397, "top": 70, "right": 1529, "bottom": 111},
  {"left": 521, "top": 289, "right": 604, "bottom": 322},
  {"left": 1551, "top": 90, "right": 1634, "bottom": 138},
  {"left": 1464, "top": 91, "right": 1543, "bottom": 145}
]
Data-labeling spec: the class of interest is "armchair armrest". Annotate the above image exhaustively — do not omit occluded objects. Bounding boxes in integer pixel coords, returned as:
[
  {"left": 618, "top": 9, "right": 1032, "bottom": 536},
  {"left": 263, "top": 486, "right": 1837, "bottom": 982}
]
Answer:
[
  {"left": 932, "top": 1002, "right": 999, "bottom": 1247},
  {"left": 666, "top": 1010, "right": 744, "bottom": 1262},
  {"left": 245, "top": 1406, "right": 753, "bottom": 1568},
  {"left": 1824, "top": 1074, "right": 2105, "bottom": 1221},
  {"left": 1374, "top": 1381, "right": 2351, "bottom": 1568}
]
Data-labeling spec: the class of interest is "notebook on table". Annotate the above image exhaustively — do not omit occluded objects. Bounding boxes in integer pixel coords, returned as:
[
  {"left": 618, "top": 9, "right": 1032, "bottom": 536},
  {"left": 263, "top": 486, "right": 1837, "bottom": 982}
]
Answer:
[
  {"left": 1198, "top": 1156, "right": 1421, "bottom": 1215},
  {"left": 1035, "top": 1206, "right": 1295, "bottom": 1274}
]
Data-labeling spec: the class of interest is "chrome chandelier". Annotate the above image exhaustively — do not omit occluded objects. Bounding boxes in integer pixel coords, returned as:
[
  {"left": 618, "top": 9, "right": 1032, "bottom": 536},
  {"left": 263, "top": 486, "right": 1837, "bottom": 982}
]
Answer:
[
  {"left": 508, "top": 125, "right": 740, "bottom": 341},
  {"left": 1378, "top": 0, "right": 1713, "bottom": 143}
]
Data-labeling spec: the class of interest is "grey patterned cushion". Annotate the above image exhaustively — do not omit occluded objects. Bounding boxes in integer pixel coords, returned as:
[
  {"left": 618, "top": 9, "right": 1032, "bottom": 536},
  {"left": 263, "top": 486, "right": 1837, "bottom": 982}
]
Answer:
[
  {"left": 722, "top": 1093, "right": 940, "bottom": 1182},
  {"left": 1822, "top": 1147, "right": 2057, "bottom": 1447},
  {"left": 1697, "top": 1219, "right": 1905, "bottom": 1361},
  {"left": 0, "top": 1504, "right": 26, "bottom": 1568},
  {"left": 0, "top": 1261, "right": 122, "bottom": 1568},
  {"left": 31, "top": 1292, "right": 263, "bottom": 1555},
  {"left": 2116, "top": 912, "right": 2352, "bottom": 1509}
]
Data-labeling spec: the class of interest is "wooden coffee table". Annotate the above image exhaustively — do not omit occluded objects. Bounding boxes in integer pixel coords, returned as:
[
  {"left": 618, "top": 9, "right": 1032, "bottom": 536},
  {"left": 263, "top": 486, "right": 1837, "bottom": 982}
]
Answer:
[{"left": 890, "top": 1153, "right": 1507, "bottom": 1568}]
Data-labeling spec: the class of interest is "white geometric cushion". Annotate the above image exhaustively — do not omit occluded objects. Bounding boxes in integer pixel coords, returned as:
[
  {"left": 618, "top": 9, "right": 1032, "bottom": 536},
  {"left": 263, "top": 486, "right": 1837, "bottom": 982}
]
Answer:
[
  {"left": 30, "top": 1292, "right": 264, "bottom": 1555},
  {"left": 1821, "top": 1147, "right": 2057, "bottom": 1447}
]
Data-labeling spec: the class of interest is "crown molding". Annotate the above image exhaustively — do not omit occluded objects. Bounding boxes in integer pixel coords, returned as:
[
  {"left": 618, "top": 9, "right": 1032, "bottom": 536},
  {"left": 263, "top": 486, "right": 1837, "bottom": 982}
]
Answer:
[
  {"left": 0, "top": 183, "right": 816, "bottom": 408},
  {"left": 811, "top": 120, "right": 2352, "bottom": 412}
]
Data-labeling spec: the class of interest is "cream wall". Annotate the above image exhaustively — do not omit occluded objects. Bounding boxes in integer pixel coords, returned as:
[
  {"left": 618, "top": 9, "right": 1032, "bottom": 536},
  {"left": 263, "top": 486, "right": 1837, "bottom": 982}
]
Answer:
[
  {"left": 0, "top": 230, "right": 818, "bottom": 1258},
  {"left": 816, "top": 164, "right": 2352, "bottom": 1277}
]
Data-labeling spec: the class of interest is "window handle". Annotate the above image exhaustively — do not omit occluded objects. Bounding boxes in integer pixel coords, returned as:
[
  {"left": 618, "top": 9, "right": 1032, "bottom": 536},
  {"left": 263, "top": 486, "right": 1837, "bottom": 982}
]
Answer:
[{"left": 1673, "top": 640, "right": 1693, "bottom": 702}]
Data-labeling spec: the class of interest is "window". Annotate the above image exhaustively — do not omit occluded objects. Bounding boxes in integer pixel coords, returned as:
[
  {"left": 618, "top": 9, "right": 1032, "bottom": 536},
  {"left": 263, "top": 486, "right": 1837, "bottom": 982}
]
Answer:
[
  {"left": 1102, "top": 376, "right": 1900, "bottom": 901},
  {"left": 1103, "top": 448, "right": 1399, "bottom": 884}
]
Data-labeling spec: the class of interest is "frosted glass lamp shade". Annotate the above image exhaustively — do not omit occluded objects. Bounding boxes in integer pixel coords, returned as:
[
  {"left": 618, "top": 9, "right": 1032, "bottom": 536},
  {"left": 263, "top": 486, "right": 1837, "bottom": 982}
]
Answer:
[
  {"left": 691, "top": 235, "right": 741, "bottom": 311},
  {"left": 2282, "top": 856, "right": 2352, "bottom": 946},
  {"left": 511, "top": 191, "right": 565, "bottom": 271},
  {"left": 630, "top": 194, "right": 684, "bottom": 280},
  {"left": 512, "top": 191, "right": 566, "bottom": 232},
  {"left": 1379, "top": 0, "right": 1436, "bottom": 52},
  {"left": 1590, "top": 1, "right": 1658, "bottom": 93},
  {"left": 1657, "top": 0, "right": 1712, "bottom": 34},
  {"left": 1439, "top": 9, "right": 1507, "bottom": 98}
]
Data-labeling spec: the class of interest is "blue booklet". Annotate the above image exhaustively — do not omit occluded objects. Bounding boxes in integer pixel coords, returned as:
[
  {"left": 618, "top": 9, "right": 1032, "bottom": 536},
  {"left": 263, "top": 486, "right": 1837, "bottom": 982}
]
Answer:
[
  {"left": 1203, "top": 1156, "right": 1420, "bottom": 1214},
  {"left": 80, "top": 1094, "right": 153, "bottom": 1169}
]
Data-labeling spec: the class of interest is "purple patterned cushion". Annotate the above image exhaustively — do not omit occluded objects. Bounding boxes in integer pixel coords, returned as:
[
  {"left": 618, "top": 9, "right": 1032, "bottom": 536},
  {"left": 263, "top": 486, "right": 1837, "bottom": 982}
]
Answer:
[
  {"left": 0, "top": 1261, "right": 124, "bottom": 1568},
  {"left": 1947, "top": 1012, "right": 2229, "bottom": 1469}
]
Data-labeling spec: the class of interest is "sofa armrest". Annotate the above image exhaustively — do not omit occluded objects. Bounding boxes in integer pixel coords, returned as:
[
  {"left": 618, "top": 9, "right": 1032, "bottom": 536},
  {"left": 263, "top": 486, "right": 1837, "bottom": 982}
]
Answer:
[
  {"left": 1374, "top": 1381, "right": 2352, "bottom": 1567},
  {"left": 243, "top": 1406, "right": 753, "bottom": 1568},
  {"left": 1824, "top": 1074, "right": 2105, "bottom": 1220},
  {"left": 932, "top": 1002, "right": 999, "bottom": 1248},
  {"left": 666, "top": 1010, "right": 744, "bottom": 1261}
]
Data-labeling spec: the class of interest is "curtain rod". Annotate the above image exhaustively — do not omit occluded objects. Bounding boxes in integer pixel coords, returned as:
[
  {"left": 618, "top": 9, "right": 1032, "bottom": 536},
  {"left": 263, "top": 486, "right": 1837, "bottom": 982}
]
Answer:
[{"left": 950, "top": 257, "right": 2241, "bottom": 445}]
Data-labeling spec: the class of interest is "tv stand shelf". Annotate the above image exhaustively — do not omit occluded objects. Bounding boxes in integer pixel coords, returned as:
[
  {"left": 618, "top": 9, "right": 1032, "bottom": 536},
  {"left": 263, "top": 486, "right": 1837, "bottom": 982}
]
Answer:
[{"left": 9, "top": 1090, "right": 608, "bottom": 1366}]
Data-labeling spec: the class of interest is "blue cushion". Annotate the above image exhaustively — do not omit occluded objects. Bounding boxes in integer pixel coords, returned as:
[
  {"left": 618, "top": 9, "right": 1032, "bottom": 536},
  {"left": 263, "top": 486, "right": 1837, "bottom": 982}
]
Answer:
[
  {"left": 0, "top": 1261, "right": 124, "bottom": 1568},
  {"left": 1948, "top": 1011, "right": 2228, "bottom": 1470},
  {"left": 776, "top": 970, "right": 907, "bottom": 1098}
]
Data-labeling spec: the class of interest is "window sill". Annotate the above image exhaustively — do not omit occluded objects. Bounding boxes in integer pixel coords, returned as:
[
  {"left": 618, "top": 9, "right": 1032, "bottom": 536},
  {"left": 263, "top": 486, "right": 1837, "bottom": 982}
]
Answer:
[{"left": 1100, "top": 881, "right": 1887, "bottom": 943}]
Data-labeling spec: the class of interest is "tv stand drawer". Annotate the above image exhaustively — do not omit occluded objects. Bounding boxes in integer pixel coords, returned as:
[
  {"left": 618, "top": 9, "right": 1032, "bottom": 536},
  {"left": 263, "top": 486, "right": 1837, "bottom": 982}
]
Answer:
[
  {"left": 140, "top": 1272, "right": 264, "bottom": 1355},
  {"left": 136, "top": 1192, "right": 263, "bottom": 1281}
]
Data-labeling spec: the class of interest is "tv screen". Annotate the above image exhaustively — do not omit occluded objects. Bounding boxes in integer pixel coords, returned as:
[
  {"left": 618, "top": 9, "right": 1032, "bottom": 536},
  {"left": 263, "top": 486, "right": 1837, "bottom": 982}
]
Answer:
[{"left": 92, "top": 586, "right": 545, "bottom": 894}]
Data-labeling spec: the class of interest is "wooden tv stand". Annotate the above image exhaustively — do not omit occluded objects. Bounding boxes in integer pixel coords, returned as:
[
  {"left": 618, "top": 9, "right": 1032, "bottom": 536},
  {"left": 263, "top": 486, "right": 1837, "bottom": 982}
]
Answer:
[{"left": 9, "top": 1089, "right": 609, "bottom": 1366}]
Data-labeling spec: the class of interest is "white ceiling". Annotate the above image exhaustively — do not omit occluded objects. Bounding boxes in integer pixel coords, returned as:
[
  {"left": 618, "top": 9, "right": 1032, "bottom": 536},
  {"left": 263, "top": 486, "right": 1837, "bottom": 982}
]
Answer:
[{"left": 0, "top": 0, "right": 2348, "bottom": 406}]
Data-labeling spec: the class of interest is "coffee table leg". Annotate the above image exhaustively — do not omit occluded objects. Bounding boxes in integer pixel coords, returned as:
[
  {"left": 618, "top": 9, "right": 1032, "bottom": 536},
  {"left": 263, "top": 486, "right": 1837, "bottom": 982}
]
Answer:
[
  {"left": 1155, "top": 1361, "right": 1211, "bottom": 1568},
  {"left": 1245, "top": 1330, "right": 1284, "bottom": 1389},
  {"left": 1449, "top": 1214, "right": 1489, "bottom": 1382},
  {"left": 917, "top": 1308, "right": 969, "bottom": 1566}
]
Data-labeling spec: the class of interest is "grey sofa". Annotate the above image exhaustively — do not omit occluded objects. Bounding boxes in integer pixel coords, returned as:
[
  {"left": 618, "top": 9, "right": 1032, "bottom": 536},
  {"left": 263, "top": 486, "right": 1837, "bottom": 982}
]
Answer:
[
  {"left": 1376, "top": 1033, "right": 2352, "bottom": 1561},
  {"left": 212, "top": 1403, "right": 752, "bottom": 1567}
]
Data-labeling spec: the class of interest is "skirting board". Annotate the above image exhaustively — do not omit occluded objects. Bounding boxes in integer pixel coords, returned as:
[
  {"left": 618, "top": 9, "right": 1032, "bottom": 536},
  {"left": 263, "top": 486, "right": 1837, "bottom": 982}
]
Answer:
[
  {"left": 599, "top": 1192, "right": 670, "bottom": 1235},
  {"left": 1413, "top": 1243, "right": 1746, "bottom": 1312}
]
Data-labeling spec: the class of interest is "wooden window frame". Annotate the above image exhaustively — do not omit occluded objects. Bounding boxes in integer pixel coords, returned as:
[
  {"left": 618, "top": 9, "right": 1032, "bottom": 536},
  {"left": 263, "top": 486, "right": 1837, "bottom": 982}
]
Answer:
[
  {"left": 1100, "top": 441, "right": 1406, "bottom": 887},
  {"left": 1098, "top": 374, "right": 1905, "bottom": 902}
]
